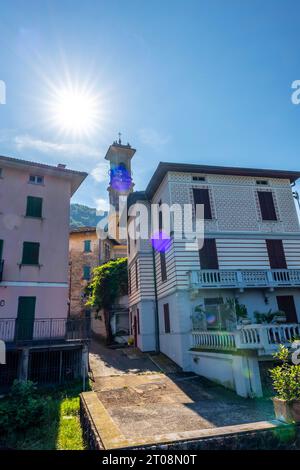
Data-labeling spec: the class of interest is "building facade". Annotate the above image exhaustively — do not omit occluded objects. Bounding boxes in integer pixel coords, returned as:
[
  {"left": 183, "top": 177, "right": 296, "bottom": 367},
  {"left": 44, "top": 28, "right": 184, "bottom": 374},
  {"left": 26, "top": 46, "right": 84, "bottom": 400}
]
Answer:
[
  {"left": 127, "top": 161, "right": 300, "bottom": 397},
  {"left": 69, "top": 226, "right": 126, "bottom": 317},
  {"left": 0, "top": 155, "right": 89, "bottom": 388}
]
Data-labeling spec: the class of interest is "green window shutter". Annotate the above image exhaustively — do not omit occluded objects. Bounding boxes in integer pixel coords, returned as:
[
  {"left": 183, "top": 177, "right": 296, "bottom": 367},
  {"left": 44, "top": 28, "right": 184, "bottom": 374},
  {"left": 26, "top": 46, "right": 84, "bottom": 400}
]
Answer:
[
  {"left": 26, "top": 196, "right": 43, "bottom": 218},
  {"left": 84, "top": 240, "right": 91, "bottom": 252},
  {"left": 22, "top": 242, "right": 40, "bottom": 265},
  {"left": 83, "top": 265, "right": 91, "bottom": 280},
  {"left": 0, "top": 240, "right": 3, "bottom": 260}
]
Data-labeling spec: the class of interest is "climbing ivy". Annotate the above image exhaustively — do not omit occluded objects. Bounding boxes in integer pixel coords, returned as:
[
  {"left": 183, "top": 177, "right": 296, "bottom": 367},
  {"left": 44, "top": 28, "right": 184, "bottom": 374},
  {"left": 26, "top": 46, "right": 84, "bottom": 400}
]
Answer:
[{"left": 85, "top": 257, "right": 128, "bottom": 311}]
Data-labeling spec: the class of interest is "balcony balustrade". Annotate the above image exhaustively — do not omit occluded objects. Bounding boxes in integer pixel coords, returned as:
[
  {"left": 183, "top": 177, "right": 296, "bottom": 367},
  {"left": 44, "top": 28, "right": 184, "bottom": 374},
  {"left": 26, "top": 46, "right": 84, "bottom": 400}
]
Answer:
[
  {"left": 0, "top": 317, "right": 91, "bottom": 345},
  {"left": 189, "top": 269, "right": 300, "bottom": 289},
  {"left": 191, "top": 323, "right": 300, "bottom": 355}
]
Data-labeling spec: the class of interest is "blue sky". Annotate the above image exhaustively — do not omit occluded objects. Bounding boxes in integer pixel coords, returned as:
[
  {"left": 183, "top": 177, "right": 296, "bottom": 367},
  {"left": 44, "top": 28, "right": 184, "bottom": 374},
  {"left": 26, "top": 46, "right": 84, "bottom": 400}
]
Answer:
[{"left": 1, "top": 0, "right": 300, "bottom": 209}]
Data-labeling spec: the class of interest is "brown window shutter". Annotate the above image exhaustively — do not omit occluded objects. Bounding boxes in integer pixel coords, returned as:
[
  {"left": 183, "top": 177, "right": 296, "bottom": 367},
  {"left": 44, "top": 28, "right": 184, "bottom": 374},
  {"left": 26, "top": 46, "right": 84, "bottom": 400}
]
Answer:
[
  {"left": 258, "top": 191, "right": 277, "bottom": 221},
  {"left": 160, "top": 251, "right": 167, "bottom": 281},
  {"left": 199, "top": 239, "right": 219, "bottom": 269},
  {"left": 193, "top": 188, "right": 212, "bottom": 220},
  {"left": 163, "top": 303, "right": 170, "bottom": 333},
  {"left": 137, "top": 308, "right": 140, "bottom": 334},
  {"left": 266, "top": 239, "right": 287, "bottom": 269}
]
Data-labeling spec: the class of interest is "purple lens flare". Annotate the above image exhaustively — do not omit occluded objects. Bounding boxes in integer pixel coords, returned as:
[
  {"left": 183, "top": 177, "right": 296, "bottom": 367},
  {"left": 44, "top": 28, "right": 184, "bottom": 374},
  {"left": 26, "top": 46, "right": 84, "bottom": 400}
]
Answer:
[
  {"left": 110, "top": 165, "right": 132, "bottom": 192},
  {"left": 151, "top": 230, "right": 171, "bottom": 253}
]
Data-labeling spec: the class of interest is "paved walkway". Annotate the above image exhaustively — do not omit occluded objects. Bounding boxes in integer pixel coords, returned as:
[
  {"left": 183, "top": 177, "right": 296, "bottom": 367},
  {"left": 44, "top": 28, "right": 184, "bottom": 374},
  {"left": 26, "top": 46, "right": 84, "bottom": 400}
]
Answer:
[
  {"left": 89, "top": 339, "right": 160, "bottom": 379},
  {"left": 88, "top": 339, "right": 275, "bottom": 445}
]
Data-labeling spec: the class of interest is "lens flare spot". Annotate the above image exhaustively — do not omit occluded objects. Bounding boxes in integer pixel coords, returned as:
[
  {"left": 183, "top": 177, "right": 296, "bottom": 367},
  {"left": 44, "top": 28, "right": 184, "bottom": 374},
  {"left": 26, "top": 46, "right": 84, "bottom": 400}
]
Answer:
[
  {"left": 206, "top": 314, "right": 216, "bottom": 325},
  {"left": 110, "top": 165, "right": 132, "bottom": 192},
  {"left": 151, "top": 230, "right": 171, "bottom": 252}
]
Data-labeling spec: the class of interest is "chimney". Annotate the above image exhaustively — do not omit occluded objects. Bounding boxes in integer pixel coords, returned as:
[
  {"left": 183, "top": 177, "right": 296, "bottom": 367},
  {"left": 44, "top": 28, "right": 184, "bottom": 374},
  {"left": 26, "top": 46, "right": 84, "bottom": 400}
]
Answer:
[{"left": 57, "top": 164, "right": 66, "bottom": 169}]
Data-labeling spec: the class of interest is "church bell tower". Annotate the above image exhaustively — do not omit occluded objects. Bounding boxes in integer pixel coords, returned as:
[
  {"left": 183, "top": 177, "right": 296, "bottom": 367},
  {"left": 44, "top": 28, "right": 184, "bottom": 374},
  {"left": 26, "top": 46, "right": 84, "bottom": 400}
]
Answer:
[{"left": 104, "top": 134, "right": 136, "bottom": 241}]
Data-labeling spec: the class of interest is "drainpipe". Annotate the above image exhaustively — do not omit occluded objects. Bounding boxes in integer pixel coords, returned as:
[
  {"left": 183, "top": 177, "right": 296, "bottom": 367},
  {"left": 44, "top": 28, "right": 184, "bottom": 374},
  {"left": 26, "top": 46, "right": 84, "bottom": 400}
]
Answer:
[{"left": 152, "top": 246, "right": 160, "bottom": 353}]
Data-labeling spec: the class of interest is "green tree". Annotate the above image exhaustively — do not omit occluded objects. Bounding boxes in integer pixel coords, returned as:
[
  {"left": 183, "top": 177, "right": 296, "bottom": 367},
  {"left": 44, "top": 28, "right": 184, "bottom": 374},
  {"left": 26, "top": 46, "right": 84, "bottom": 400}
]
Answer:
[{"left": 85, "top": 257, "right": 128, "bottom": 343}]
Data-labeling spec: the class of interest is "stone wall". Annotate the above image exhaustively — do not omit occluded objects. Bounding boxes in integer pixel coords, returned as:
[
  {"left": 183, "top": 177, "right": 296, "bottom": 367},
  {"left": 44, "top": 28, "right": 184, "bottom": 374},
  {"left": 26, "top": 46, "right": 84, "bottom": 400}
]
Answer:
[
  {"left": 131, "top": 424, "right": 300, "bottom": 450},
  {"left": 80, "top": 391, "right": 104, "bottom": 450}
]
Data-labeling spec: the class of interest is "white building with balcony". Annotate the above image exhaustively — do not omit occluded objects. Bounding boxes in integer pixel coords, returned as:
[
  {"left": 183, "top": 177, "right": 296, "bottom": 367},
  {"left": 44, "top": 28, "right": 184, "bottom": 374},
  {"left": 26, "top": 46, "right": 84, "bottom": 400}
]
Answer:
[{"left": 127, "top": 161, "right": 300, "bottom": 397}]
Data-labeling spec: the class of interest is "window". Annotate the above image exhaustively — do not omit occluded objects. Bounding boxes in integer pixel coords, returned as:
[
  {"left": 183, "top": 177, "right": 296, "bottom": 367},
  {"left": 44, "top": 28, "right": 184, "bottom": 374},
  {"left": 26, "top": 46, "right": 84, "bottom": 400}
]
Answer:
[
  {"left": 84, "top": 240, "right": 91, "bottom": 252},
  {"left": 26, "top": 196, "right": 43, "bottom": 218},
  {"left": 193, "top": 188, "right": 212, "bottom": 220},
  {"left": 128, "top": 235, "right": 131, "bottom": 255},
  {"left": 258, "top": 191, "right": 277, "bottom": 221},
  {"left": 199, "top": 238, "right": 219, "bottom": 269},
  {"left": 0, "top": 168, "right": 2, "bottom": 178},
  {"left": 204, "top": 298, "right": 223, "bottom": 330},
  {"left": 159, "top": 210, "right": 163, "bottom": 231},
  {"left": 266, "top": 239, "right": 287, "bottom": 269},
  {"left": 22, "top": 242, "right": 40, "bottom": 265},
  {"left": 83, "top": 265, "right": 91, "bottom": 280},
  {"left": 135, "top": 261, "right": 138, "bottom": 289},
  {"left": 128, "top": 267, "right": 132, "bottom": 295},
  {"left": 104, "top": 243, "right": 110, "bottom": 261},
  {"left": 137, "top": 308, "right": 140, "bottom": 334},
  {"left": 256, "top": 180, "right": 269, "bottom": 186},
  {"left": 0, "top": 240, "right": 3, "bottom": 260},
  {"left": 163, "top": 303, "right": 170, "bottom": 333},
  {"left": 29, "top": 175, "right": 44, "bottom": 185},
  {"left": 192, "top": 176, "right": 206, "bottom": 182},
  {"left": 160, "top": 251, "right": 167, "bottom": 281}
]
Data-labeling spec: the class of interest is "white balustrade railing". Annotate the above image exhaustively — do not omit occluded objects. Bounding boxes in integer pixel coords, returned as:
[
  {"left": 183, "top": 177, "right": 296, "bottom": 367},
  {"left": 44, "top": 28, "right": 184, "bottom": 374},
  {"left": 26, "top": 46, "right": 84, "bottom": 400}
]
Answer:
[
  {"left": 192, "top": 330, "right": 237, "bottom": 350},
  {"left": 192, "top": 323, "right": 300, "bottom": 354},
  {"left": 189, "top": 269, "right": 300, "bottom": 289}
]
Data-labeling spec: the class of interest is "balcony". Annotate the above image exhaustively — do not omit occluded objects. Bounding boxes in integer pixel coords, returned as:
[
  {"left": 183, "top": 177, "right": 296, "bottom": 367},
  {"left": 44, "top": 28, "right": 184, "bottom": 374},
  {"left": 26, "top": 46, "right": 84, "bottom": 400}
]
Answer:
[
  {"left": 189, "top": 269, "right": 300, "bottom": 290},
  {"left": 0, "top": 317, "right": 91, "bottom": 345},
  {"left": 192, "top": 323, "right": 300, "bottom": 356}
]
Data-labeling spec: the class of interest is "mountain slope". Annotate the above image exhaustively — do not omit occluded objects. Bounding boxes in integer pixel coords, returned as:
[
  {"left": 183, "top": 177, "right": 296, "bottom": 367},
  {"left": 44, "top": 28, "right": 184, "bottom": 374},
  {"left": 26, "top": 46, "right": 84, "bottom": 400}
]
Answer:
[{"left": 70, "top": 203, "right": 107, "bottom": 228}]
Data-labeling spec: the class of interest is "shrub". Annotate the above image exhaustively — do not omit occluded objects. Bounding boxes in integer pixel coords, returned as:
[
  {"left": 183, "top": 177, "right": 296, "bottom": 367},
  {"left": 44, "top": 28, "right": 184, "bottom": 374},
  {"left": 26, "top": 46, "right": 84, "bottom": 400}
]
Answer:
[
  {"left": 270, "top": 345, "right": 300, "bottom": 401},
  {"left": 0, "top": 380, "right": 48, "bottom": 434}
]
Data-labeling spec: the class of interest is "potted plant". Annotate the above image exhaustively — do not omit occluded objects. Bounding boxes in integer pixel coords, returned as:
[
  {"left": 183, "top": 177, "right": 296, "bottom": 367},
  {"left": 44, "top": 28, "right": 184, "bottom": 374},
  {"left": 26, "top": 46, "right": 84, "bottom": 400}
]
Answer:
[
  {"left": 233, "top": 299, "right": 250, "bottom": 325},
  {"left": 272, "top": 310, "right": 287, "bottom": 324},
  {"left": 270, "top": 344, "right": 300, "bottom": 423},
  {"left": 254, "top": 309, "right": 276, "bottom": 324}
]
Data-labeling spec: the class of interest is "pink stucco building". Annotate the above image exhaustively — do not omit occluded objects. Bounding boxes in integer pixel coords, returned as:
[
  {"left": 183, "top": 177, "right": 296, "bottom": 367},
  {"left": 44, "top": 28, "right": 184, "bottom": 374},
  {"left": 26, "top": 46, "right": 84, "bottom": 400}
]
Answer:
[{"left": 0, "top": 155, "right": 89, "bottom": 387}]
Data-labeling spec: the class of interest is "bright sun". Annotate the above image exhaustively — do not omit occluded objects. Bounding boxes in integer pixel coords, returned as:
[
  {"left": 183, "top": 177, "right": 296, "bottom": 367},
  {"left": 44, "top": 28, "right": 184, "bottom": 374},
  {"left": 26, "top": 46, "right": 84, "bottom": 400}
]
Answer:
[{"left": 49, "top": 85, "right": 100, "bottom": 136}]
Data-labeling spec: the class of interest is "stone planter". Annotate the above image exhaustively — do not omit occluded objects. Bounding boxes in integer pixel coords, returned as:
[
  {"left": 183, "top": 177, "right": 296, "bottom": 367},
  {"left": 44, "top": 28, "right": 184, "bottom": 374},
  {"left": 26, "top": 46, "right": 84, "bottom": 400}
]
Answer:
[
  {"left": 273, "top": 316, "right": 287, "bottom": 324},
  {"left": 240, "top": 319, "right": 252, "bottom": 325},
  {"left": 273, "top": 397, "right": 300, "bottom": 423}
]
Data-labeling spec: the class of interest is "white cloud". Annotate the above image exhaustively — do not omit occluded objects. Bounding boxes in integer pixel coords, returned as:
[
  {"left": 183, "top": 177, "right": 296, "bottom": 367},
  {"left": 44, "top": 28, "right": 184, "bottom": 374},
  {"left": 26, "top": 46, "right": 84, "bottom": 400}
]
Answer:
[
  {"left": 91, "top": 162, "right": 110, "bottom": 182},
  {"left": 14, "top": 134, "right": 100, "bottom": 158},
  {"left": 138, "top": 128, "right": 170, "bottom": 149},
  {"left": 94, "top": 197, "right": 110, "bottom": 213}
]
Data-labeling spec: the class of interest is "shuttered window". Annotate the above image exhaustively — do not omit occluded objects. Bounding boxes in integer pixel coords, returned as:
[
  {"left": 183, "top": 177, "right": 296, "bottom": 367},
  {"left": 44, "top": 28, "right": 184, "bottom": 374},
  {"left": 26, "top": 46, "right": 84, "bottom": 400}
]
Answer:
[
  {"left": 266, "top": 240, "right": 287, "bottom": 269},
  {"left": 258, "top": 191, "right": 277, "bottom": 221},
  {"left": 22, "top": 242, "right": 40, "bottom": 265},
  {"left": 84, "top": 240, "right": 91, "bottom": 252},
  {"left": 160, "top": 251, "right": 167, "bottom": 281},
  {"left": 83, "top": 265, "right": 91, "bottom": 280},
  {"left": 128, "top": 267, "right": 132, "bottom": 295},
  {"left": 163, "top": 303, "right": 170, "bottom": 333},
  {"left": 137, "top": 308, "right": 140, "bottom": 334},
  {"left": 26, "top": 196, "right": 43, "bottom": 218},
  {"left": 199, "top": 239, "right": 219, "bottom": 269},
  {"left": 0, "top": 240, "right": 3, "bottom": 260},
  {"left": 135, "top": 261, "right": 138, "bottom": 289},
  {"left": 193, "top": 188, "right": 212, "bottom": 220}
]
